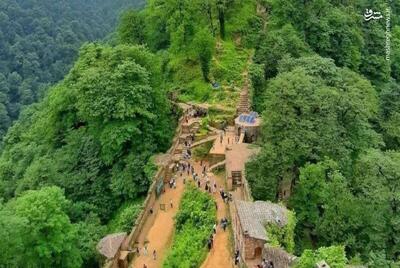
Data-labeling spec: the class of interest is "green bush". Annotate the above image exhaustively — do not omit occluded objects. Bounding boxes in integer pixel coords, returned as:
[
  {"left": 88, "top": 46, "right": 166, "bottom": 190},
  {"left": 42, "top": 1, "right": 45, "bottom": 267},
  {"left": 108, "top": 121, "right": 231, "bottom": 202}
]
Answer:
[
  {"left": 193, "top": 140, "right": 214, "bottom": 160},
  {"left": 107, "top": 200, "right": 143, "bottom": 233},
  {"left": 265, "top": 210, "right": 296, "bottom": 253},
  {"left": 295, "top": 246, "right": 347, "bottom": 268},
  {"left": 163, "top": 185, "right": 216, "bottom": 268}
]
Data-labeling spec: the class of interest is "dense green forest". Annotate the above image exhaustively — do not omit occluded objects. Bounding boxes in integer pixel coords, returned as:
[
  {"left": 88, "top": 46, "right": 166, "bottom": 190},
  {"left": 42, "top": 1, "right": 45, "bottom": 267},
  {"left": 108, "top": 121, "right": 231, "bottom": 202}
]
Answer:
[
  {"left": 246, "top": 0, "right": 400, "bottom": 265},
  {"left": 0, "top": 0, "right": 145, "bottom": 139},
  {"left": 0, "top": 0, "right": 399, "bottom": 267}
]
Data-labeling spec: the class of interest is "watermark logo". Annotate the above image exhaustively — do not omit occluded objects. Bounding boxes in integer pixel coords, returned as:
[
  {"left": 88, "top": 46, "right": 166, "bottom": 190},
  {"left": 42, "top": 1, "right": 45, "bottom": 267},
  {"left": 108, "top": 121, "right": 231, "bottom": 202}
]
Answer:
[
  {"left": 363, "top": 5, "right": 391, "bottom": 62},
  {"left": 385, "top": 7, "right": 391, "bottom": 61},
  {"left": 364, "top": 9, "right": 383, "bottom": 21}
]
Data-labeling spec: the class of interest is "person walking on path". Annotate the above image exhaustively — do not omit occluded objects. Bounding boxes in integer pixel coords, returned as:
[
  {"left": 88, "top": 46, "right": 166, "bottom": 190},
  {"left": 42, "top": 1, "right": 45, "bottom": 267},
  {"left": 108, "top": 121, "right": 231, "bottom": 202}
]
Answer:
[
  {"left": 143, "top": 245, "right": 148, "bottom": 256},
  {"left": 170, "top": 199, "right": 173, "bottom": 208},
  {"left": 213, "top": 223, "right": 217, "bottom": 234},
  {"left": 153, "top": 250, "right": 157, "bottom": 260}
]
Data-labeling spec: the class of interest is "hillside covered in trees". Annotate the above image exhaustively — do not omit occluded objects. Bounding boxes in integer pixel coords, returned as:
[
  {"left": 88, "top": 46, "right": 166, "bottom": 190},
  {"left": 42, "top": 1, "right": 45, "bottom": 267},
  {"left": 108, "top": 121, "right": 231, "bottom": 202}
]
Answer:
[
  {"left": 0, "top": 0, "right": 399, "bottom": 267},
  {"left": 246, "top": 0, "right": 400, "bottom": 266},
  {"left": 0, "top": 0, "right": 145, "bottom": 139}
]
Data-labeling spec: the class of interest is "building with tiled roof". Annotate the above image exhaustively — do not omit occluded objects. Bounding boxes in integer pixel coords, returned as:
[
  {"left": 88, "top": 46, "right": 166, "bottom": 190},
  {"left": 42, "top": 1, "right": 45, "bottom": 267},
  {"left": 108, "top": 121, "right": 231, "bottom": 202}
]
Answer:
[{"left": 232, "top": 200, "right": 289, "bottom": 261}]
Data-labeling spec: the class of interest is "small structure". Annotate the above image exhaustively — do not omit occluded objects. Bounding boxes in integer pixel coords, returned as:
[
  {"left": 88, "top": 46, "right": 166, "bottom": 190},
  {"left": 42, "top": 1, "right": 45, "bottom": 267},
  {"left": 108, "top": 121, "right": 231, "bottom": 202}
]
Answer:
[
  {"left": 233, "top": 200, "right": 289, "bottom": 261},
  {"left": 316, "top": 261, "right": 330, "bottom": 268},
  {"left": 234, "top": 112, "right": 262, "bottom": 143},
  {"left": 225, "top": 143, "right": 260, "bottom": 190},
  {"left": 97, "top": 233, "right": 128, "bottom": 268}
]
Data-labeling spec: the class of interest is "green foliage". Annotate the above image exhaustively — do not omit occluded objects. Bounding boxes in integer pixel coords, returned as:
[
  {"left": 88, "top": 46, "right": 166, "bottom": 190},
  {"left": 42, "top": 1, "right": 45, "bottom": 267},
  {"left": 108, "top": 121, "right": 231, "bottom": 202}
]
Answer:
[
  {"left": 211, "top": 40, "right": 248, "bottom": 85},
  {"left": 0, "top": 0, "right": 145, "bottom": 141},
  {"left": 254, "top": 24, "right": 310, "bottom": 79},
  {"left": 249, "top": 63, "right": 266, "bottom": 112},
  {"left": 107, "top": 200, "right": 143, "bottom": 233},
  {"left": 193, "top": 140, "right": 214, "bottom": 160},
  {"left": 163, "top": 185, "right": 216, "bottom": 268},
  {"left": 118, "top": 9, "right": 146, "bottom": 45},
  {"left": 266, "top": 210, "right": 296, "bottom": 253},
  {"left": 0, "top": 44, "right": 174, "bottom": 266},
  {"left": 380, "top": 81, "right": 400, "bottom": 150},
  {"left": 193, "top": 29, "right": 215, "bottom": 81},
  {"left": 295, "top": 246, "right": 347, "bottom": 268},
  {"left": 247, "top": 55, "right": 380, "bottom": 201},
  {"left": 0, "top": 187, "right": 82, "bottom": 267}
]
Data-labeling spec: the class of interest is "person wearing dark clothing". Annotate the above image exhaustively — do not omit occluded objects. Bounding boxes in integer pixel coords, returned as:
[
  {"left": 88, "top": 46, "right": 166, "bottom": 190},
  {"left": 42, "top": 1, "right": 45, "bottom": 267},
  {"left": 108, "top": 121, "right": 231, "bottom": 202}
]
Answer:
[{"left": 153, "top": 250, "right": 157, "bottom": 260}]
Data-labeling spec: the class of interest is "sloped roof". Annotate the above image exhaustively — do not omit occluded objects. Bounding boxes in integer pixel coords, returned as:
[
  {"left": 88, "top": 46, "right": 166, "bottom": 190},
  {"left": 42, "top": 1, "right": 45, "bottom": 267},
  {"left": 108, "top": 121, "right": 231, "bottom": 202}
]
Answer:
[
  {"left": 97, "top": 233, "right": 127, "bottom": 259},
  {"left": 236, "top": 200, "right": 288, "bottom": 241}
]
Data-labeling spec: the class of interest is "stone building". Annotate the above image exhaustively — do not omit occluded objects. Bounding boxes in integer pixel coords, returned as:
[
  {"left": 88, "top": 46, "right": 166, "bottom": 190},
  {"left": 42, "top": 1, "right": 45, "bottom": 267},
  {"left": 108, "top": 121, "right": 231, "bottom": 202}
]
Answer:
[
  {"left": 232, "top": 200, "right": 289, "bottom": 262},
  {"left": 234, "top": 112, "right": 262, "bottom": 143},
  {"left": 97, "top": 233, "right": 129, "bottom": 268}
]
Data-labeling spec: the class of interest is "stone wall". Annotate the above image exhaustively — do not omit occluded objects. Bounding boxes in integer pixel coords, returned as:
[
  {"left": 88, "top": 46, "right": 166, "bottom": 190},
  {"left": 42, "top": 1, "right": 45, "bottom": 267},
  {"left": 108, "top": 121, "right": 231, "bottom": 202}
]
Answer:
[
  {"left": 244, "top": 235, "right": 264, "bottom": 259},
  {"left": 108, "top": 105, "right": 190, "bottom": 266}
]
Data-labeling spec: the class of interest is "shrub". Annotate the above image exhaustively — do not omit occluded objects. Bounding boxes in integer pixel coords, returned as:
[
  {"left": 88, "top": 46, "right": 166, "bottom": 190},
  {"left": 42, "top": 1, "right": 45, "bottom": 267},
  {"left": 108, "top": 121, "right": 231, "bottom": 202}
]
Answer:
[
  {"left": 295, "top": 246, "right": 347, "bottom": 268},
  {"left": 163, "top": 185, "right": 216, "bottom": 268},
  {"left": 193, "top": 140, "right": 214, "bottom": 160},
  {"left": 107, "top": 200, "right": 143, "bottom": 233},
  {"left": 265, "top": 210, "right": 296, "bottom": 253}
]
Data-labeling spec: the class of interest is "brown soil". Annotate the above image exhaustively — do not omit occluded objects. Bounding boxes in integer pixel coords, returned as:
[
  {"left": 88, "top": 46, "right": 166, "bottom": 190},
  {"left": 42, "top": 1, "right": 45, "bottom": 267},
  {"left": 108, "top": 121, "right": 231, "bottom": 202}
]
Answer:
[{"left": 200, "top": 171, "right": 234, "bottom": 268}]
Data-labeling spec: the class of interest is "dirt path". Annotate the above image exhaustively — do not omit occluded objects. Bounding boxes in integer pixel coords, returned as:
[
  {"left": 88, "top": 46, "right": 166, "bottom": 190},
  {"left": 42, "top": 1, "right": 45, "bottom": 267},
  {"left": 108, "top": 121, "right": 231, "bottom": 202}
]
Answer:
[
  {"left": 200, "top": 170, "right": 234, "bottom": 268},
  {"left": 130, "top": 161, "right": 205, "bottom": 268}
]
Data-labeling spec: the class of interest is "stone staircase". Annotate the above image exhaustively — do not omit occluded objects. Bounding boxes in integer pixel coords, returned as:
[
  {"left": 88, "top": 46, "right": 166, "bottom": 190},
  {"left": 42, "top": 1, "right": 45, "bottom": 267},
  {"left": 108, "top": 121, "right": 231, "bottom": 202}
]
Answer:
[{"left": 237, "top": 88, "right": 250, "bottom": 115}]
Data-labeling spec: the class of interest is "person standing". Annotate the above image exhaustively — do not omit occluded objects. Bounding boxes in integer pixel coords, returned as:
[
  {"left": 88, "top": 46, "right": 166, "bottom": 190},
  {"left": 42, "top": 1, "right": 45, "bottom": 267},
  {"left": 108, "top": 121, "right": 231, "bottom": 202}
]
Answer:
[
  {"left": 170, "top": 199, "right": 173, "bottom": 208},
  {"left": 143, "top": 245, "right": 148, "bottom": 256}
]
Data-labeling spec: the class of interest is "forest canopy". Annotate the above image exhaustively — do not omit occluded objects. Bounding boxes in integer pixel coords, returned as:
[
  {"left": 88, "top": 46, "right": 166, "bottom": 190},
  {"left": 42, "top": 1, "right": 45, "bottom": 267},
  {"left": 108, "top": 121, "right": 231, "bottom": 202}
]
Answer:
[
  {"left": 247, "top": 0, "right": 400, "bottom": 265},
  {"left": 0, "top": 43, "right": 174, "bottom": 266},
  {"left": 0, "top": 0, "right": 144, "bottom": 140}
]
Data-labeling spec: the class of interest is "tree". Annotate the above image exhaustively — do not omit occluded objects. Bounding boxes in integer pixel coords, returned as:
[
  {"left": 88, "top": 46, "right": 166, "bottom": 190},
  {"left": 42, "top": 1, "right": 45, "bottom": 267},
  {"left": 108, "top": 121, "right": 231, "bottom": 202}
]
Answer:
[
  {"left": 380, "top": 81, "right": 400, "bottom": 150},
  {"left": 5, "top": 187, "right": 82, "bottom": 267},
  {"left": 217, "top": 0, "right": 225, "bottom": 39},
  {"left": 117, "top": 9, "right": 146, "bottom": 45},
  {"left": 352, "top": 149, "right": 400, "bottom": 260},
  {"left": 254, "top": 24, "right": 309, "bottom": 79},
  {"left": 193, "top": 28, "right": 215, "bottom": 81},
  {"left": 295, "top": 246, "right": 347, "bottom": 268},
  {"left": 248, "top": 56, "right": 379, "bottom": 201}
]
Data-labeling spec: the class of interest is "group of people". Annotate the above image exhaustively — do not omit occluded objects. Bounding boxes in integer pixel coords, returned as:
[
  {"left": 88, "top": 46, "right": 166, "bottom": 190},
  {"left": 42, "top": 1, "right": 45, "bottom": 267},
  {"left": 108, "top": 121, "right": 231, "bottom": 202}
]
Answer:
[
  {"left": 135, "top": 245, "right": 157, "bottom": 268},
  {"left": 257, "top": 259, "right": 274, "bottom": 268},
  {"left": 219, "top": 188, "right": 232, "bottom": 203}
]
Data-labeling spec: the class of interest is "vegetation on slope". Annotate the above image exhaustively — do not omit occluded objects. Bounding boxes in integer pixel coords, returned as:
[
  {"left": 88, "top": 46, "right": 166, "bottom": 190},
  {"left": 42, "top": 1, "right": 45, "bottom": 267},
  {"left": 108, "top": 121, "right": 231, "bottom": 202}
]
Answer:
[
  {"left": 0, "top": 43, "right": 174, "bottom": 266},
  {"left": 0, "top": 0, "right": 145, "bottom": 140},
  {"left": 246, "top": 0, "right": 400, "bottom": 265}
]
